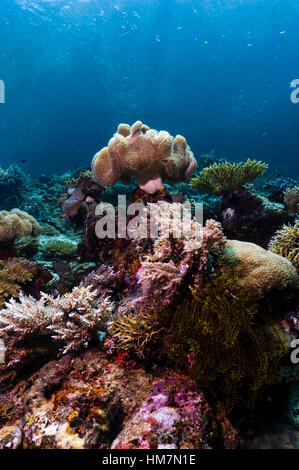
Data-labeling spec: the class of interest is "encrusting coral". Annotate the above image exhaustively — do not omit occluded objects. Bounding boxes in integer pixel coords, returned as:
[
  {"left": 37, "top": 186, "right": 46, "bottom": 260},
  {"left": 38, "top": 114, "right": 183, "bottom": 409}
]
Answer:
[
  {"left": 0, "top": 209, "right": 41, "bottom": 249},
  {"left": 190, "top": 159, "right": 268, "bottom": 195},
  {"left": 268, "top": 223, "right": 299, "bottom": 272},
  {"left": 41, "top": 238, "right": 78, "bottom": 260},
  {"left": 226, "top": 239, "right": 299, "bottom": 297},
  {"left": 92, "top": 121, "right": 197, "bottom": 194}
]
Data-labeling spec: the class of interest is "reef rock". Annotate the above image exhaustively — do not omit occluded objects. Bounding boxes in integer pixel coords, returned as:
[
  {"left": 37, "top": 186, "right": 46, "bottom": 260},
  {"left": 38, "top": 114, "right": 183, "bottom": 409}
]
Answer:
[
  {"left": 227, "top": 239, "right": 299, "bottom": 298},
  {"left": 112, "top": 376, "right": 239, "bottom": 449},
  {"left": 92, "top": 121, "right": 197, "bottom": 194},
  {"left": 0, "top": 349, "right": 238, "bottom": 449}
]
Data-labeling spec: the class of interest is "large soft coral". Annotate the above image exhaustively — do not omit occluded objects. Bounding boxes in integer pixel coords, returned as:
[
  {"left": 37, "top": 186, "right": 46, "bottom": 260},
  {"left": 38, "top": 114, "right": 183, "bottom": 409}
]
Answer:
[{"left": 92, "top": 121, "right": 197, "bottom": 194}]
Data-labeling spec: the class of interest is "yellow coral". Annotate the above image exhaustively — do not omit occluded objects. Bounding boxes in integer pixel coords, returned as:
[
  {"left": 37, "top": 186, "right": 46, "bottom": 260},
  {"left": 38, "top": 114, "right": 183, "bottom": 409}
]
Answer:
[
  {"left": 268, "top": 223, "right": 299, "bottom": 272},
  {"left": 92, "top": 121, "right": 197, "bottom": 194},
  {"left": 0, "top": 209, "right": 41, "bottom": 247},
  {"left": 226, "top": 239, "right": 299, "bottom": 297},
  {"left": 190, "top": 159, "right": 268, "bottom": 194},
  {"left": 0, "top": 259, "right": 33, "bottom": 308}
]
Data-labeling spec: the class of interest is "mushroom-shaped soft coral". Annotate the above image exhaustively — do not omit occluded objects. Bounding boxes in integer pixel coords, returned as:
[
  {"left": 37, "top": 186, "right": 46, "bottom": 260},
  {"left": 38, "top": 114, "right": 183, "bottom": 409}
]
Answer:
[{"left": 92, "top": 121, "right": 197, "bottom": 194}]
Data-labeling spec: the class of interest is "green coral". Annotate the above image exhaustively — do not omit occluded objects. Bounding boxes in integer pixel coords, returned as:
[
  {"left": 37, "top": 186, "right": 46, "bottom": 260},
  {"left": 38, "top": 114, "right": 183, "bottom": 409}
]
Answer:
[
  {"left": 0, "top": 260, "right": 33, "bottom": 308},
  {"left": 42, "top": 239, "right": 77, "bottom": 260},
  {"left": 166, "top": 270, "right": 287, "bottom": 411},
  {"left": 190, "top": 159, "right": 268, "bottom": 195},
  {"left": 269, "top": 222, "right": 299, "bottom": 272}
]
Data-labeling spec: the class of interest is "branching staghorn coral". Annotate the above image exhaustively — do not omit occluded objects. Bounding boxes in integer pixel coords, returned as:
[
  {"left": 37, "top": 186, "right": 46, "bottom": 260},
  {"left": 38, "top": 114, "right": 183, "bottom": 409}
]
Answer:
[
  {"left": 283, "top": 186, "right": 299, "bottom": 216},
  {"left": 92, "top": 121, "right": 197, "bottom": 194},
  {"left": 268, "top": 223, "right": 299, "bottom": 272},
  {"left": 0, "top": 286, "right": 114, "bottom": 355},
  {"left": 0, "top": 209, "right": 41, "bottom": 248},
  {"left": 190, "top": 159, "right": 268, "bottom": 195}
]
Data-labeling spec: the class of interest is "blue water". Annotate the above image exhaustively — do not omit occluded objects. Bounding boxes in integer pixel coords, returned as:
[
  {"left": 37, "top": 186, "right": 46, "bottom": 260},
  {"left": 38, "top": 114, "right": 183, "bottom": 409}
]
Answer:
[{"left": 0, "top": 0, "right": 298, "bottom": 177}]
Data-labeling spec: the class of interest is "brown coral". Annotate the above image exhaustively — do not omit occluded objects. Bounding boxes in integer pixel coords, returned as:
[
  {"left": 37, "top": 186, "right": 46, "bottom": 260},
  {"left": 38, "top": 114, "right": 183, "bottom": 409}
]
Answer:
[
  {"left": 226, "top": 239, "right": 299, "bottom": 297},
  {"left": 0, "top": 209, "right": 41, "bottom": 249},
  {"left": 92, "top": 121, "right": 197, "bottom": 194}
]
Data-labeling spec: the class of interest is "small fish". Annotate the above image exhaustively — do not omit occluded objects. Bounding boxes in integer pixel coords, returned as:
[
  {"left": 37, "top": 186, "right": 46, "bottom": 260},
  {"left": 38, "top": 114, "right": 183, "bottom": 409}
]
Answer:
[
  {"left": 279, "top": 30, "right": 286, "bottom": 35},
  {"left": 176, "top": 26, "right": 183, "bottom": 30},
  {"left": 21, "top": 159, "right": 27, "bottom": 164},
  {"left": 118, "top": 31, "right": 131, "bottom": 37}
]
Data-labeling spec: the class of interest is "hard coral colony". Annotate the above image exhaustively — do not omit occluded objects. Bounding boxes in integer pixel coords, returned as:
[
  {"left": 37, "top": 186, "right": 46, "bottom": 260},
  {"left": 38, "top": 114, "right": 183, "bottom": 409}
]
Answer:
[{"left": 0, "top": 121, "right": 298, "bottom": 451}]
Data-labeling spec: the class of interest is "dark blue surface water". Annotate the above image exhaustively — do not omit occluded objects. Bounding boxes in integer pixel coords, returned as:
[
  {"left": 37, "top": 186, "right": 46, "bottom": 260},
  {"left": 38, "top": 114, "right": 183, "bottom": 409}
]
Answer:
[{"left": 0, "top": 0, "right": 298, "bottom": 177}]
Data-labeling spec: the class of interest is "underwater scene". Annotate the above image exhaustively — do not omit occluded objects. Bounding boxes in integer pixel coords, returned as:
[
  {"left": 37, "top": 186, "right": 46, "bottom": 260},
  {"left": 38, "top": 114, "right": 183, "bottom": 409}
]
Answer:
[{"left": 0, "top": 0, "right": 298, "bottom": 454}]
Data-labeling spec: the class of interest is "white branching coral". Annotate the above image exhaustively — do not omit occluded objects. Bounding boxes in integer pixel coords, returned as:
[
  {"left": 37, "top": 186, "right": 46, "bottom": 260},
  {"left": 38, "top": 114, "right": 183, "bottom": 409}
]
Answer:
[{"left": 0, "top": 286, "right": 114, "bottom": 354}]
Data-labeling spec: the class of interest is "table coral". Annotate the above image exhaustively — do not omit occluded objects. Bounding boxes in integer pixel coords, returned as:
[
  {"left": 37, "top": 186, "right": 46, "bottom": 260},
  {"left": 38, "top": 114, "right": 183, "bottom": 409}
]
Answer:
[
  {"left": 190, "top": 159, "right": 268, "bottom": 195},
  {"left": 92, "top": 121, "right": 197, "bottom": 194}
]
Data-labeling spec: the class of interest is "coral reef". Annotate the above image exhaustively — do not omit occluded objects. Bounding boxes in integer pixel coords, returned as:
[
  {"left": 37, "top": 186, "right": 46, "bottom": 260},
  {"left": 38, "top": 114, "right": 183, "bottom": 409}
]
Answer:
[
  {"left": 226, "top": 240, "right": 299, "bottom": 297},
  {"left": 0, "top": 150, "right": 298, "bottom": 449},
  {"left": 190, "top": 159, "right": 268, "bottom": 195},
  {"left": 0, "top": 350, "right": 239, "bottom": 449},
  {"left": 263, "top": 177, "right": 297, "bottom": 203},
  {"left": 269, "top": 223, "right": 299, "bottom": 271},
  {"left": 92, "top": 121, "right": 197, "bottom": 194}
]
